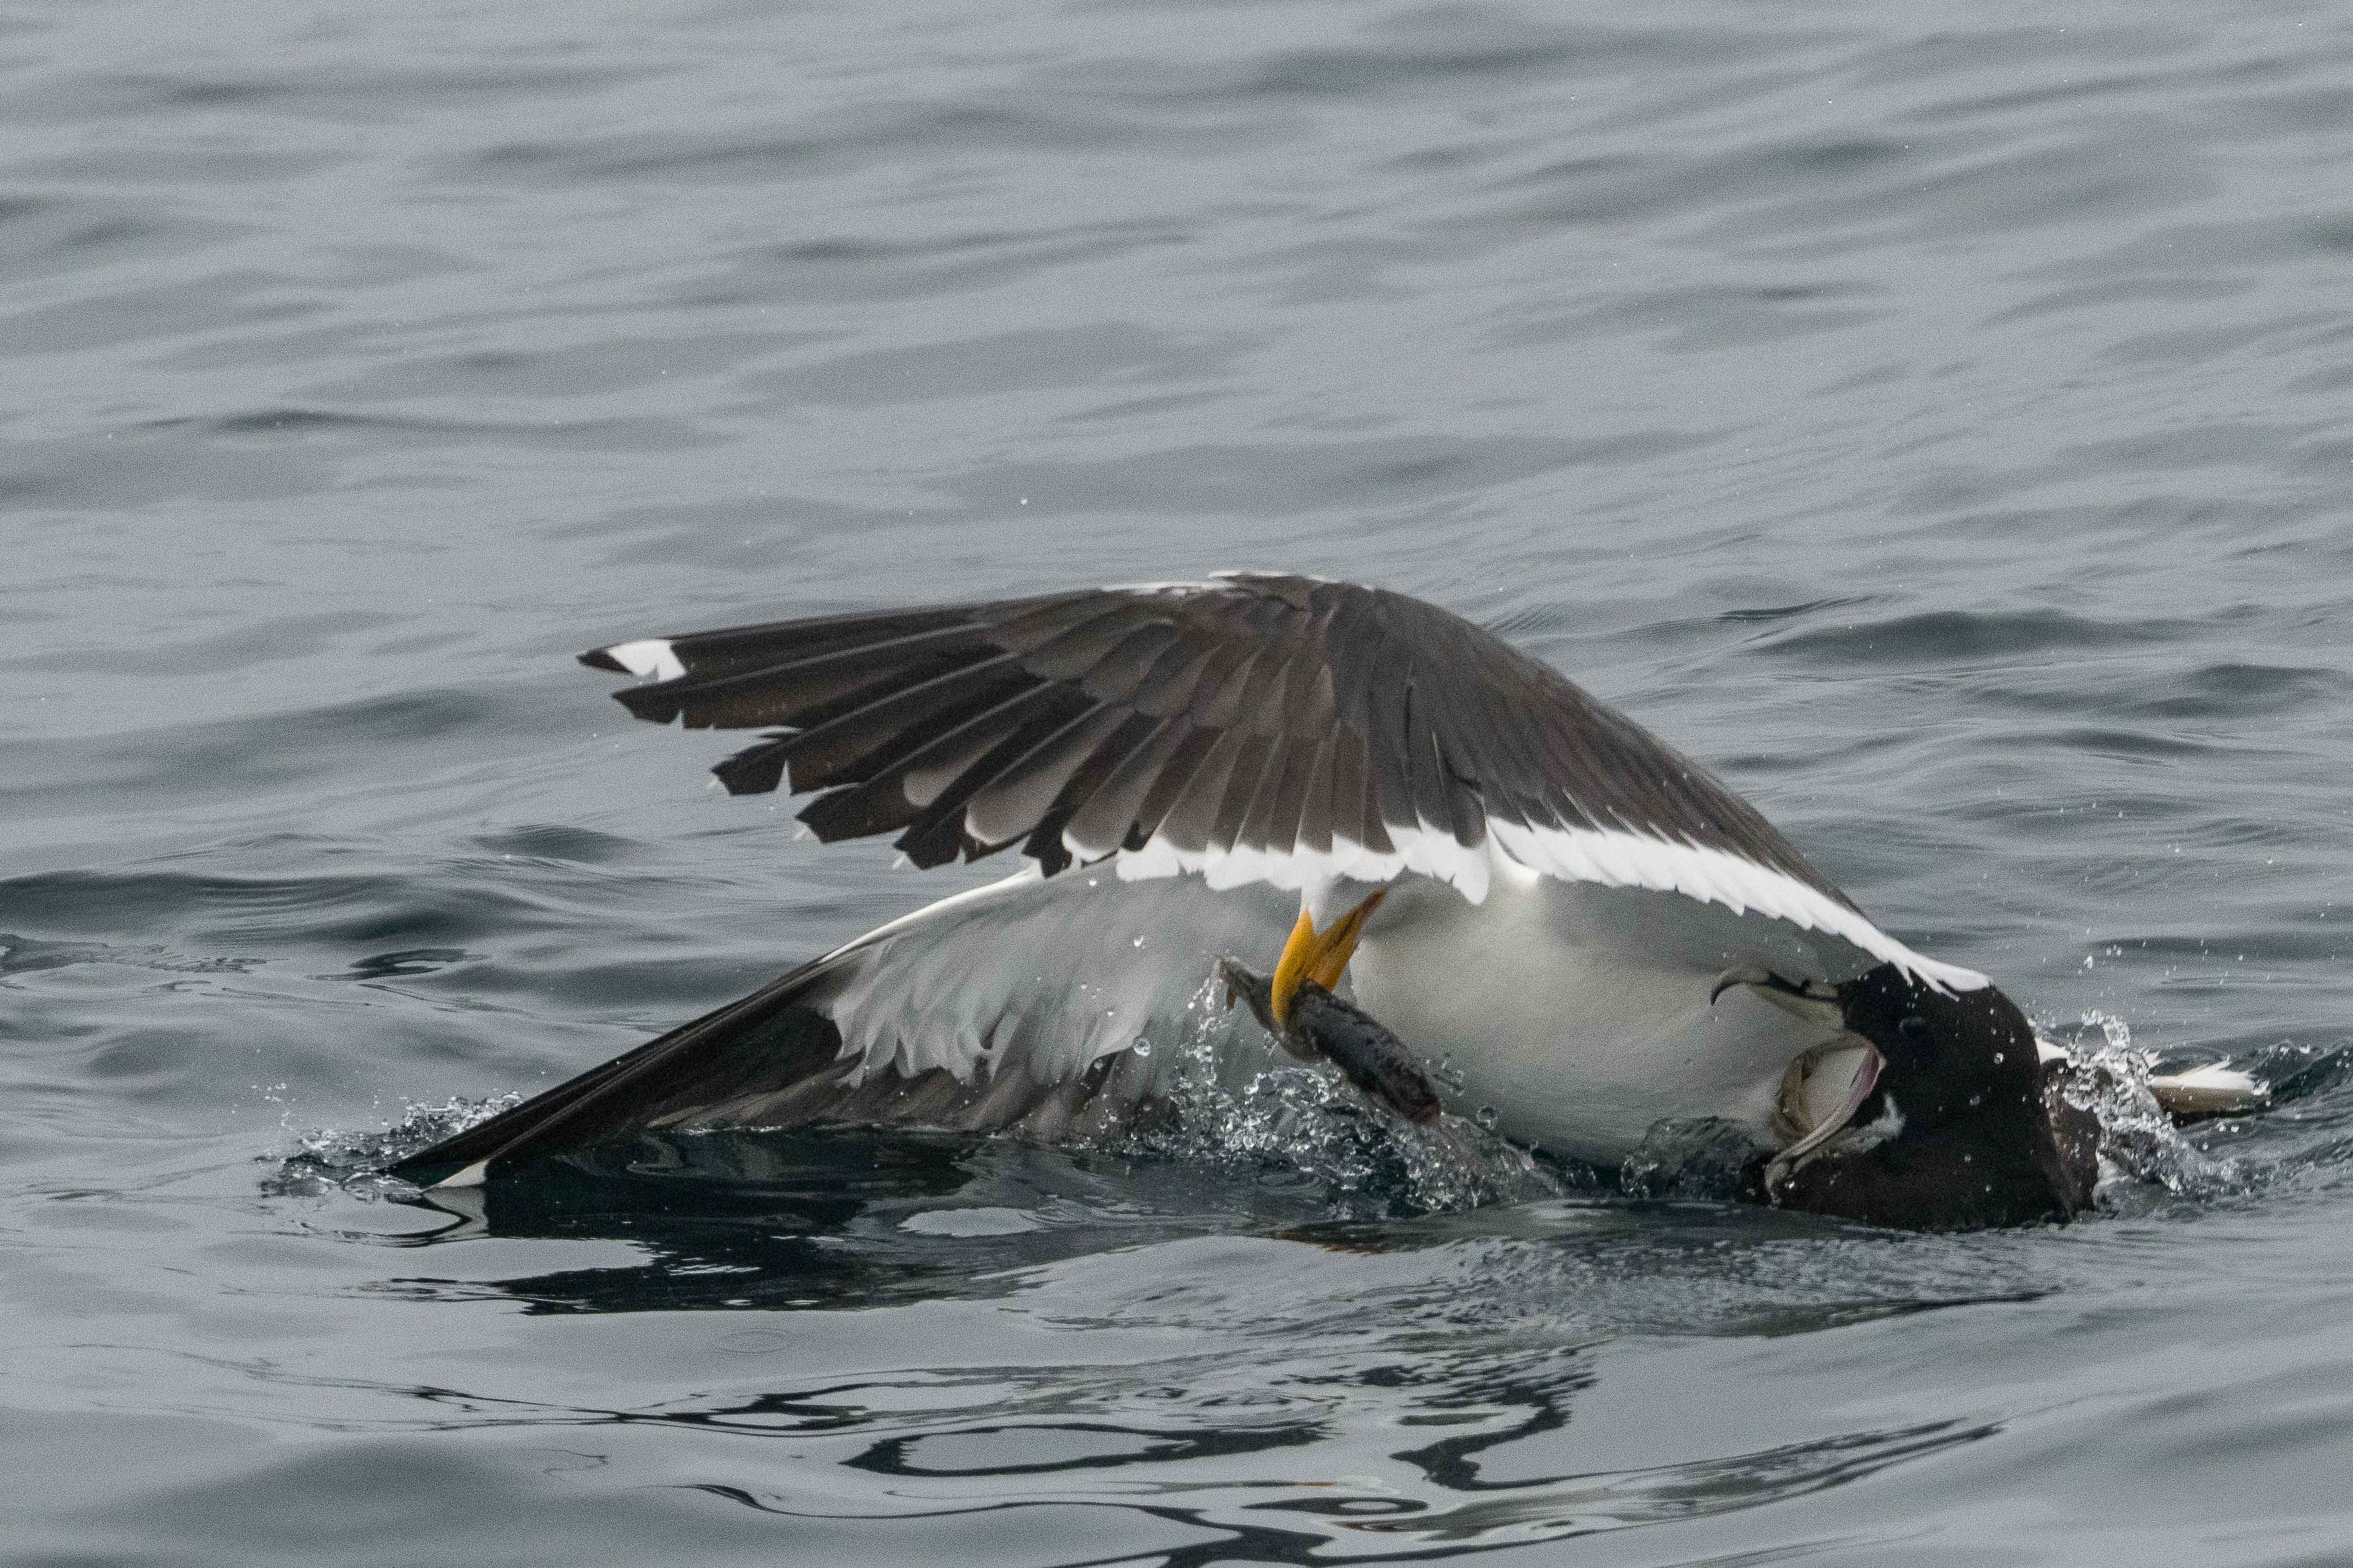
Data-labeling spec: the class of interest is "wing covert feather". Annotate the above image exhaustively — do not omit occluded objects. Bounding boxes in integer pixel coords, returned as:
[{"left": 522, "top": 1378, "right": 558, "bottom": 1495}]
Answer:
[{"left": 583, "top": 575, "right": 1860, "bottom": 914}]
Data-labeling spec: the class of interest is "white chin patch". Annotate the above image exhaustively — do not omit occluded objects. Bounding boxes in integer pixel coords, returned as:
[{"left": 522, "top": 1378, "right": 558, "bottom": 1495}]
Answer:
[
  {"left": 1840, "top": 1096, "right": 1906, "bottom": 1152},
  {"left": 604, "top": 638, "right": 686, "bottom": 682}
]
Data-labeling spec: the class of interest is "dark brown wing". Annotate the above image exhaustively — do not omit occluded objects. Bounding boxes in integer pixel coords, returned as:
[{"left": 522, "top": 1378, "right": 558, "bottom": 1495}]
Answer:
[{"left": 585, "top": 574, "right": 1844, "bottom": 903}]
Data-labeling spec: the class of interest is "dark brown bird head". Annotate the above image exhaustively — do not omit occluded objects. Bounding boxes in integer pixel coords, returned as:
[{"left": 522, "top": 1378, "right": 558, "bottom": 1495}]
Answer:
[{"left": 1762, "top": 964, "right": 2092, "bottom": 1231}]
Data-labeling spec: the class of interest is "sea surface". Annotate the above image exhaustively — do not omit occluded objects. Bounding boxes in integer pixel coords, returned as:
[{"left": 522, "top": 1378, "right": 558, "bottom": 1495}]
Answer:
[{"left": 7, "top": 2, "right": 2353, "bottom": 1563}]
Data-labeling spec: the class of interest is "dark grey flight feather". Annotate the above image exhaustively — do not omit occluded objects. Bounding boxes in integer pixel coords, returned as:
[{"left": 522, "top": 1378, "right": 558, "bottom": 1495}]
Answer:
[
  {"left": 382, "top": 963, "right": 1155, "bottom": 1186},
  {"left": 588, "top": 575, "right": 1848, "bottom": 900},
  {"left": 381, "top": 973, "right": 1162, "bottom": 1185},
  {"left": 387, "top": 870, "right": 1300, "bottom": 1188}
]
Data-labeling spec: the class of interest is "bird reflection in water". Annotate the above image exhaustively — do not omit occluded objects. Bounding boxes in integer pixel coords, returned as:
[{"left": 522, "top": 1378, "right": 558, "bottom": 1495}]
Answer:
[{"left": 365, "top": 1131, "right": 2018, "bottom": 1564}]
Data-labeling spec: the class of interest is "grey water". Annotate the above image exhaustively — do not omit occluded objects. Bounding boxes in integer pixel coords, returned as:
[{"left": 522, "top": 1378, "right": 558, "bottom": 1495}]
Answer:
[{"left": 7, "top": 2, "right": 2353, "bottom": 1562}]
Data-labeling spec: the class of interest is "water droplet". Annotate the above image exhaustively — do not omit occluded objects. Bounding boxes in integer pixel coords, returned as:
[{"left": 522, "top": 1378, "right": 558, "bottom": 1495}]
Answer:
[
  {"left": 1993, "top": 1051, "right": 2004, "bottom": 1064},
  {"left": 1475, "top": 1106, "right": 1500, "bottom": 1131},
  {"left": 1131, "top": 1037, "right": 1153, "bottom": 1058}
]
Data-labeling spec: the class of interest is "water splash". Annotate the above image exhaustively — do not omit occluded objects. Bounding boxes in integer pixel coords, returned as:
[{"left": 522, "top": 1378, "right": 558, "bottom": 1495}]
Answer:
[
  {"left": 262, "top": 997, "right": 2263, "bottom": 1226},
  {"left": 1618, "top": 1118, "right": 1769, "bottom": 1203},
  {"left": 1110, "top": 983, "right": 1567, "bottom": 1218},
  {"left": 262, "top": 1093, "right": 517, "bottom": 1200},
  {"left": 2043, "top": 1010, "right": 2243, "bottom": 1203}
]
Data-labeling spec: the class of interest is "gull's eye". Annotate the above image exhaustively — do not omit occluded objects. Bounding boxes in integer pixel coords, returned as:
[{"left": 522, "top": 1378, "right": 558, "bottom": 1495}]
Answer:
[{"left": 1898, "top": 1015, "right": 1930, "bottom": 1040}]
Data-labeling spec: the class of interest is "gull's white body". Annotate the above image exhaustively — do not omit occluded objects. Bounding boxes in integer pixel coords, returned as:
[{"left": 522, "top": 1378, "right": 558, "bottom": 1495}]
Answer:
[
  {"left": 1351, "top": 853, "right": 1861, "bottom": 1161},
  {"left": 800, "top": 840, "right": 1902, "bottom": 1166}
]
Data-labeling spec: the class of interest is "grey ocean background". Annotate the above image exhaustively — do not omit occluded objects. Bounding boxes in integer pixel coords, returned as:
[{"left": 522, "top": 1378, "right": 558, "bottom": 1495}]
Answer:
[{"left": 8, "top": 3, "right": 2353, "bottom": 1562}]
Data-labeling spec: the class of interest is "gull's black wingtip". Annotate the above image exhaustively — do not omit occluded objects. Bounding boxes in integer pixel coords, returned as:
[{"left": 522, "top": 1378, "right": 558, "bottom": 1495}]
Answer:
[{"left": 579, "top": 646, "right": 628, "bottom": 673}]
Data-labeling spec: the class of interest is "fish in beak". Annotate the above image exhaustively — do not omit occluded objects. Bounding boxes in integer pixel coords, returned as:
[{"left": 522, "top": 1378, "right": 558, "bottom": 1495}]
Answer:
[{"left": 1216, "top": 956, "right": 1442, "bottom": 1125}]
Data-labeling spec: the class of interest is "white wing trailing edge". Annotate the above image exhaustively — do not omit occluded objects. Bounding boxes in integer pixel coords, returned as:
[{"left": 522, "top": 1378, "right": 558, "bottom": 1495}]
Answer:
[
  {"left": 580, "top": 576, "right": 1980, "bottom": 993},
  {"left": 600, "top": 638, "right": 686, "bottom": 682}
]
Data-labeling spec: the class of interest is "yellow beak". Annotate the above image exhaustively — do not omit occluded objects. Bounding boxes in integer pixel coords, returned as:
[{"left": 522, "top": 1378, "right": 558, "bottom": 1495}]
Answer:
[{"left": 1269, "top": 889, "right": 1388, "bottom": 1027}]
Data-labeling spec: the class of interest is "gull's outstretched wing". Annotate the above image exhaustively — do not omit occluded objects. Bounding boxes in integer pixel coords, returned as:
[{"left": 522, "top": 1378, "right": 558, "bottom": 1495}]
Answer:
[
  {"left": 388, "top": 870, "right": 1298, "bottom": 1186},
  {"left": 588, "top": 575, "right": 1979, "bottom": 989}
]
